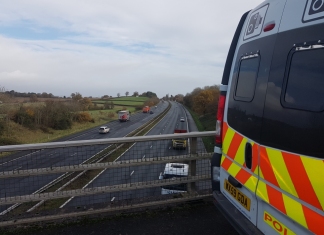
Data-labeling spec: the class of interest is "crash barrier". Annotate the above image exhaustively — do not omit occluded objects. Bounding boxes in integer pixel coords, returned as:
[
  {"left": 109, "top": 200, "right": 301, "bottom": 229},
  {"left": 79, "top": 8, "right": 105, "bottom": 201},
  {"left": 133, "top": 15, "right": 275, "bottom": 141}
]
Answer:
[{"left": 0, "top": 131, "right": 214, "bottom": 226}]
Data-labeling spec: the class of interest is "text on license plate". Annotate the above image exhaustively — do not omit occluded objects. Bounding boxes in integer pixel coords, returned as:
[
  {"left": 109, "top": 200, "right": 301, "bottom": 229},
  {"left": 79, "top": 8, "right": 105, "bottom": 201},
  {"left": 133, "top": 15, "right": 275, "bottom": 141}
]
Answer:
[{"left": 224, "top": 179, "right": 251, "bottom": 211}]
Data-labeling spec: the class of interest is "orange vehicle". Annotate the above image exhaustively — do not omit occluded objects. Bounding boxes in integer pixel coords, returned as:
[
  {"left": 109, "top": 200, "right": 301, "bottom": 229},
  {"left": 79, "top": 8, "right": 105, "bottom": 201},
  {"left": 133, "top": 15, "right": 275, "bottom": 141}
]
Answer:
[{"left": 142, "top": 106, "right": 150, "bottom": 113}]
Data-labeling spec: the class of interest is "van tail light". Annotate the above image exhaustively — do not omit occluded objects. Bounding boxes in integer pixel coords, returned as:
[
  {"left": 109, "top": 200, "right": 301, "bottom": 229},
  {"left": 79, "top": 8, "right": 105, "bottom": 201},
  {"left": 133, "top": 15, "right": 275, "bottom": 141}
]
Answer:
[{"left": 215, "top": 88, "right": 227, "bottom": 145}]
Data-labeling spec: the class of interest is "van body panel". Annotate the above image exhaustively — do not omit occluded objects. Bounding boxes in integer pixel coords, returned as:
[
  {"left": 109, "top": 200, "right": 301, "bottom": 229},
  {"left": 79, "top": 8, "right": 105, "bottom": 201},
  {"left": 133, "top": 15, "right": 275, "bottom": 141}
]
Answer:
[
  {"left": 213, "top": 0, "right": 324, "bottom": 234},
  {"left": 280, "top": 0, "right": 324, "bottom": 32},
  {"left": 236, "top": 0, "right": 286, "bottom": 44}
]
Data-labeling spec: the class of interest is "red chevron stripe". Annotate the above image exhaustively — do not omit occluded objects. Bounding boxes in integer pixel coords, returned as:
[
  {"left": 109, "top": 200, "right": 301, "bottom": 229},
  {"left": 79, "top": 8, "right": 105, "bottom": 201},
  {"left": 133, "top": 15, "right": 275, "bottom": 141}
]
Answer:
[
  {"left": 302, "top": 204, "right": 323, "bottom": 235},
  {"left": 236, "top": 168, "right": 251, "bottom": 185},
  {"left": 282, "top": 152, "right": 322, "bottom": 210},
  {"left": 226, "top": 132, "right": 243, "bottom": 160},
  {"left": 221, "top": 157, "right": 232, "bottom": 171},
  {"left": 266, "top": 185, "right": 286, "bottom": 215}
]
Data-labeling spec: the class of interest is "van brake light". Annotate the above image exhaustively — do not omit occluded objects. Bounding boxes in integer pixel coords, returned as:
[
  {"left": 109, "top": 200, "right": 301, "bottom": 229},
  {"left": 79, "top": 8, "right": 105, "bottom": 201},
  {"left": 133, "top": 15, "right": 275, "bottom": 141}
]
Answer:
[{"left": 216, "top": 92, "right": 226, "bottom": 145}]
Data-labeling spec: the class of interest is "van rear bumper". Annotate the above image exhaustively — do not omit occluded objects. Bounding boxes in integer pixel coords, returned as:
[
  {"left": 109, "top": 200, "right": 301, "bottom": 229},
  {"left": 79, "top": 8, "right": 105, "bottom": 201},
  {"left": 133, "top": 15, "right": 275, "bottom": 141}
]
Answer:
[{"left": 213, "top": 191, "right": 262, "bottom": 235}]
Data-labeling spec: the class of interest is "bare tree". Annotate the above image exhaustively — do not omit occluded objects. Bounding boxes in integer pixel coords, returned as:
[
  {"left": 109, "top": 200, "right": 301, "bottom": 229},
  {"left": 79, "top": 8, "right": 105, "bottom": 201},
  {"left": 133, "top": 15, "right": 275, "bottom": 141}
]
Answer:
[
  {"left": 72, "top": 92, "right": 82, "bottom": 101},
  {"left": 117, "top": 93, "right": 120, "bottom": 97},
  {"left": 125, "top": 91, "right": 129, "bottom": 96}
]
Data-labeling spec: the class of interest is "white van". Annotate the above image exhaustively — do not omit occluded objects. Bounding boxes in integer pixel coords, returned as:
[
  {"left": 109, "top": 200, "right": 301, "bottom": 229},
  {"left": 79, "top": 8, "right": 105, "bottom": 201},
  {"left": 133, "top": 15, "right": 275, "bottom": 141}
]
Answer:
[
  {"left": 211, "top": 1, "right": 324, "bottom": 234},
  {"left": 159, "top": 163, "right": 188, "bottom": 195}
]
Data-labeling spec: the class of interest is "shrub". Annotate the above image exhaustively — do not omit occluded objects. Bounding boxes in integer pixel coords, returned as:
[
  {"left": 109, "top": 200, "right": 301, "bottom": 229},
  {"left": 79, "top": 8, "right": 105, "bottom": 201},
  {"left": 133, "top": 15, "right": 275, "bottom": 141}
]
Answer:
[
  {"left": 53, "top": 118, "right": 72, "bottom": 130},
  {"left": 0, "top": 137, "right": 21, "bottom": 146},
  {"left": 73, "top": 112, "right": 93, "bottom": 123}
]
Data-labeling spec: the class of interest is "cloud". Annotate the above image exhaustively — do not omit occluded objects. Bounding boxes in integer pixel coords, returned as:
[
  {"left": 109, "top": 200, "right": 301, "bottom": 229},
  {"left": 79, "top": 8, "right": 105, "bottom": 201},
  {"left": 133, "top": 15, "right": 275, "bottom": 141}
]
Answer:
[{"left": 0, "top": 0, "right": 262, "bottom": 97}]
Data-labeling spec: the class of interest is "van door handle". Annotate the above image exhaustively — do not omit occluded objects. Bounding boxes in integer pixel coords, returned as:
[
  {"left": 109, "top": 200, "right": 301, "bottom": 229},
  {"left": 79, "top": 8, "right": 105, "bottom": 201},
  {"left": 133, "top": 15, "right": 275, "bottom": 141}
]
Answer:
[{"left": 245, "top": 142, "right": 252, "bottom": 169}]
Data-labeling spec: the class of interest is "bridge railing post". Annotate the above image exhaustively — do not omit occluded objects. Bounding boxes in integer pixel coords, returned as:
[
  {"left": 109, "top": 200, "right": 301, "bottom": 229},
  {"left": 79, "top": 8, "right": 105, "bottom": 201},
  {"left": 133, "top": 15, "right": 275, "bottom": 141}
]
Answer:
[{"left": 188, "top": 137, "right": 197, "bottom": 194}]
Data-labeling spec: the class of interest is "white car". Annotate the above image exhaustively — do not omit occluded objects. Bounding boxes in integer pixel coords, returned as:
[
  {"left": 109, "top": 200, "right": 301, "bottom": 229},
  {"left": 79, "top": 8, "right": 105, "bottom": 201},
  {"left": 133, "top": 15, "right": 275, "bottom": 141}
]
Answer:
[
  {"left": 99, "top": 126, "right": 110, "bottom": 134},
  {"left": 180, "top": 117, "right": 185, "bottom": 122}
]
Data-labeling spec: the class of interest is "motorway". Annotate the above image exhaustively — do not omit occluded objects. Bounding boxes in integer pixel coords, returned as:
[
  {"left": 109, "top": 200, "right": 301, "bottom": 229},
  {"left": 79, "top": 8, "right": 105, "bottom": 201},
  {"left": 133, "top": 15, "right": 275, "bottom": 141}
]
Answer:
[
  {"left": 0, "top": 101, "right": 210, "bottom": 214},
  {"left": 64, "top": 101, "right": 209, "bottom": 208}
]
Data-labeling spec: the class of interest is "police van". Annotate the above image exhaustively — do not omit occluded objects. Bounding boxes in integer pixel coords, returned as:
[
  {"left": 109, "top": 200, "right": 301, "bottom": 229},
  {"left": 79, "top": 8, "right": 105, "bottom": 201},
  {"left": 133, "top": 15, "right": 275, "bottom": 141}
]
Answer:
[{"left": 211, "top": 1, "right": 324, "bottom": 234}]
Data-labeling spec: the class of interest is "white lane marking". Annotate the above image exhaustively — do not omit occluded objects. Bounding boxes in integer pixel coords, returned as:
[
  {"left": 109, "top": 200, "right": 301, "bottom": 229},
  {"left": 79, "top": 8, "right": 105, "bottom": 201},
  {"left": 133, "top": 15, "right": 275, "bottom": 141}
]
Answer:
[
  {"left": 142, "top": 155, "right": 145, "bottom": 160},
  {"left": 0, "top": 150, "right": 40, "bottom": 166},
  {"left": 169, "top": 146, "right": 171, "bottom": 149},
  {"left": 150, "top": 145, "right": 152, "bottom": 149},
  {"left": 70, "top": 153, "right": 77, "bottom": 156},
  {"left": 111, "top": 197, "right": 115, "bottom": 202},
  {"left": 130, "top": 170, "right": 134, "bottom": 176}
]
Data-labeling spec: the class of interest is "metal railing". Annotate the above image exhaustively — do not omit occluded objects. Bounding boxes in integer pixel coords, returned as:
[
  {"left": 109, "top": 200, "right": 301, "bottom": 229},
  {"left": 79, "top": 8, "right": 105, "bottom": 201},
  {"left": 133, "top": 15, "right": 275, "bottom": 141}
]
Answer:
[{"left": 0, "top": 131, "right": 214, "bottom": 226}]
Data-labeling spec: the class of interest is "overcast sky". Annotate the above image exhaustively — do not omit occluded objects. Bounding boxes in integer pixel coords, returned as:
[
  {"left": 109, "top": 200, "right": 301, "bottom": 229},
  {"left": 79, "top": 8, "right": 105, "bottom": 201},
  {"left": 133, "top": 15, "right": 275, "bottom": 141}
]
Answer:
[{"left": 0, "top": 0, "right": 262, "bottom": 98}]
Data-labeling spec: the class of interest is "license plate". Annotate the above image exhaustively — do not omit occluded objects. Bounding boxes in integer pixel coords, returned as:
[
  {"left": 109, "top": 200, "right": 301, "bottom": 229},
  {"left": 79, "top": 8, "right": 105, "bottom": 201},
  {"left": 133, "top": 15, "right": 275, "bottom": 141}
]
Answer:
[{"left": 224, "top": 179, "right": 251, "bottom": 211}]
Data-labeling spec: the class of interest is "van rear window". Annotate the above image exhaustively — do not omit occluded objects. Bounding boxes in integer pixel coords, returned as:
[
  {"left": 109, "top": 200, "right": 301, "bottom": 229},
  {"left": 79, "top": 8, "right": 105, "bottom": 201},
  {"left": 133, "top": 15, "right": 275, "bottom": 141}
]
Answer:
[
  {"left": 234, "top": 56, "right": 259, "bottom": 102},
  {"left": 282, "top": 48, "right": 324, "bottom": 112}
]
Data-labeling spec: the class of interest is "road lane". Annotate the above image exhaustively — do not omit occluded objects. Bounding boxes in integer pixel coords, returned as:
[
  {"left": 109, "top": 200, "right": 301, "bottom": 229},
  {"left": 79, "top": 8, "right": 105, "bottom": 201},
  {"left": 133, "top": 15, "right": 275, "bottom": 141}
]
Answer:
[{"left": 65, "top": 102, "right": 210, "bottom": 208}]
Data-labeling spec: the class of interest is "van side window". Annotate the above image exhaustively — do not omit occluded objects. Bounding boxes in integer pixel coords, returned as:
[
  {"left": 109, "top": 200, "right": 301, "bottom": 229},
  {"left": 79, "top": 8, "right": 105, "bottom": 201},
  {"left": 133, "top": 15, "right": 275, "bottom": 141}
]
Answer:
[
  {"left": 234, "top": 55, "right": 260, "bottom": 102},
  {"left": 282, "top": 47, "right": 324, "bottom": 112}
]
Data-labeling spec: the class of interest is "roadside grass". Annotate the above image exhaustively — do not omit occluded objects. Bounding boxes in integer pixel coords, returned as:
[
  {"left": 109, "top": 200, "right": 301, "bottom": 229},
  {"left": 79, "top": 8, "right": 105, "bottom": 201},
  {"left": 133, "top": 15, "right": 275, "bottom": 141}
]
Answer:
[
  {"left": 0, "top": 119, "right": 111, "bottom": 145},
  {"left": 186, "top": 107, "right": 215, "bottom": 152},
  {"left": 0, "top": 106, "right": 139, "bottom": 146}
]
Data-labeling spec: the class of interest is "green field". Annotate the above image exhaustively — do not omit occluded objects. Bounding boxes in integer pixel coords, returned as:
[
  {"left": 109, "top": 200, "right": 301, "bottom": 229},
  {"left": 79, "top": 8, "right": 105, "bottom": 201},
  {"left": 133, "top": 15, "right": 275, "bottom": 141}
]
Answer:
[
  {"left": 94, "top": 101, "right": 143, "bottom": 106},
  {"left": 110, "top": 96, "right": 148, "bottom": 102},
  {"left": 93, "top": 96, "right": 148, "bottom": 106}
]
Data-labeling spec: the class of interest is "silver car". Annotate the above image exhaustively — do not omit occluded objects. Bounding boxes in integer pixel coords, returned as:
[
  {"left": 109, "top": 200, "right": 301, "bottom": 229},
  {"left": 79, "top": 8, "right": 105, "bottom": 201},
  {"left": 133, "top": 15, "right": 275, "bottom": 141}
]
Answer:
[{"left": 99, "top": 126, "right": 110, "bottom": 134}]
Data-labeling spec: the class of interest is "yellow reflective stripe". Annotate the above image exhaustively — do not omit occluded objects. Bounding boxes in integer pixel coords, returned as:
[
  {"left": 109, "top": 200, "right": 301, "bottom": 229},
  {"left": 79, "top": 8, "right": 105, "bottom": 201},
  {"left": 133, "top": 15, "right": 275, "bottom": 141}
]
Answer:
[
  {"left": 259, "top": 166, "right": 264, "bottom": 179},
  {"left": 267, "top": 148, "right": 298, "bottom": 197},
  {"left": 244, "top": 175, "right": 258, "bottom": 193},
  {"left": 221, "top": 154, "right": 226, "bottom": 164},
  {"left": 256, "top": 179, "right": 269, "bottom": 203},
  {"left": 301, "top": 156, "right": 324, "bottom": 210},
  {"left": 234, "top": 137, "right": 246, "bottom": 165},
  {"left": 227, "top": 160, "right": 241, "bottom": 177},
  {"left": 223, "top": 127, "right": 235, "bottom": 155},
  {"left": 282, "top": 194, "right": 308, "bottom": 229}
]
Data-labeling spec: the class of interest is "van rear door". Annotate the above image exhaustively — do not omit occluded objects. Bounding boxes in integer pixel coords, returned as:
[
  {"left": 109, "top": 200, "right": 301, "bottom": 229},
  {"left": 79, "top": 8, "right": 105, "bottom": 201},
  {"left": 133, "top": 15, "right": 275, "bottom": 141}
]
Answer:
[
  {"left": 221, "top": 0, "right": 285, "bottom": 227},
  {"left": 256, "top": 1, "right": 324, "bottom": 234}
]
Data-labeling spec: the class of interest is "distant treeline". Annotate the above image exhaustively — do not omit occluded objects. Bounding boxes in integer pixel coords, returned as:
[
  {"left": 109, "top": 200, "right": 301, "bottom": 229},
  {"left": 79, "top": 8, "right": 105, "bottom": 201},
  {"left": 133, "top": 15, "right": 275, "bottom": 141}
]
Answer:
[
  {"left": 4, "top": 90, "right": 55, "bottom": 98},
  {"left": 174, "top": 85, "right": 220, "bottom": 116}
]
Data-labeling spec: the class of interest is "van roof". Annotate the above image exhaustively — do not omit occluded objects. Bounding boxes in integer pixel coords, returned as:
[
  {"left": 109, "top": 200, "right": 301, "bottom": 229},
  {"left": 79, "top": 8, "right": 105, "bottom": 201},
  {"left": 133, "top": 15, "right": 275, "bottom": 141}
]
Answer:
[{"left": 164, "top": 163, "right": 189, "bottom": 176}]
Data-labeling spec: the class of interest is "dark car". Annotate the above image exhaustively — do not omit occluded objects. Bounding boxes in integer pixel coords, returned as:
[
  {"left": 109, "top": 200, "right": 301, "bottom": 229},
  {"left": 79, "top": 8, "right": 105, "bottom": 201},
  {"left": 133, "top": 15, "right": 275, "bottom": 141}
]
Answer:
[{"left": 150, "top": 111, "right": 154, "bottom": 114}]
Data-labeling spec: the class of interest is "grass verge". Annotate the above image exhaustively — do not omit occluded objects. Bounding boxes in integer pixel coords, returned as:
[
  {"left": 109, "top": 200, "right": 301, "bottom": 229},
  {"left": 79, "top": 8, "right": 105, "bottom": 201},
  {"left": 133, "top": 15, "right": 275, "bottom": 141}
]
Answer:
[{"left": 186, "top": 107, "right": 215, "bottom": 152}]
